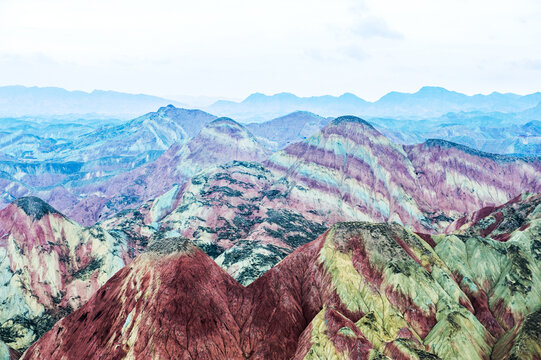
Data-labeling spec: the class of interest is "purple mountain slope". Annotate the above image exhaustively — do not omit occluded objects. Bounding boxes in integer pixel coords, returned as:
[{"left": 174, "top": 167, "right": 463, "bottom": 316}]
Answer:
[
  {"left": 65, "top": 118, "right": 270, "bottom": 225},
  {"left": 0, "top": 106, "right": 217, "bottom": 213}
]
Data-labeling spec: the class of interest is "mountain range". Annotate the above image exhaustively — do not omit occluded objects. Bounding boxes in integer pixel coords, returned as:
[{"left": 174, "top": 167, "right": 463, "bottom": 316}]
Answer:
[
  {"left": 18, "top": 192, "right": 541, "bottom": 359},
  {"left": 4, "top": 85, "right": 541, "bottom": 123},
  {"left": 0, "top": 86, "right": 182, "bottom": 119},
  {"left": 207, "top": 86, "right": 541, "bottom": 122},
  {"left": 107, "top": 116, "right": 539, "bottom": 287},
  {"left": 3, "top": 109, "right": 540, "bottom": 230},
  {"left": 1, "top": 96, "right": 541, "bottom": 359}
]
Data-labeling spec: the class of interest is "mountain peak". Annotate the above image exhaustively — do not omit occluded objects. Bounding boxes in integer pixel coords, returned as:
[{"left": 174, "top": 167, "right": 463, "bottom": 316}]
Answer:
[
  {"left": 338, "top": 92, "right": 364, "bottom": 102},
  {"left": 242, "top": 92, "right": 299, "bottom": 104},
  {"left": 417, "top": 86, "right": 452, "bottom": 94},
  {"left": 330, "top": 115, "right": 375, "bottom": 129},
  {"left": 273, "top": 92, "right": 298, "bottom": 99},
  {"left": 242, "top": 92, "right": 266, "bottom": 103},
  {"left": 209, "top": 117, "right": 242, "bottom": 126},
  {"left": 423, "top": 138, "right": 541, "bottom": 163},
  {"left": 13, "top": 196, "right": 61, "bottom": 220},
  {"left": 156, "top": 104, "right": 178, "bottom": 113},
  {"left": 205, "top": 117, "right": 249, "bottom": 136}
]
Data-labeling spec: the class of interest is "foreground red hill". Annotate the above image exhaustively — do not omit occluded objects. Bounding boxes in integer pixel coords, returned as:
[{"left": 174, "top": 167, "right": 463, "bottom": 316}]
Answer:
[{"left": 21, "top": 193, "right": 541, "bottom": 359}]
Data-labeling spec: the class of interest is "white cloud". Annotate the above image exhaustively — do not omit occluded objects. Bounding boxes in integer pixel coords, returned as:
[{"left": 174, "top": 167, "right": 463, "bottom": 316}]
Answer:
[
  {"left": 521, "top": 59, "right": 541, "bottom": 70},
  {"left": 351, "top": 17, "right": 403, "bottom": 39},
  {"left": 0, "top": 0, "right": 540, "bottom": 100}
]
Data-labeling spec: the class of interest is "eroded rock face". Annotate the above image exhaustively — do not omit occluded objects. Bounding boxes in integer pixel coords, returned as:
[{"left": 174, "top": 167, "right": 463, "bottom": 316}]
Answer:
[
  {"left": 447, "top": 192, "right": 541, "bottom": 240},
  {"left": 0, "top": 197, "right": 126, "bottom": 352},
  {"left": 432, "top": 193, "right": 541, "bottom": 338},
  {"left": 21, "top": 194, "right": 541, "bottom": 359}
]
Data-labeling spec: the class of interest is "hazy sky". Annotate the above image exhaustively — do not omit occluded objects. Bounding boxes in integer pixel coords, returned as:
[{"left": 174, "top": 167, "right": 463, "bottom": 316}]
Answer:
[{"left": 1, "top": 0, "right": 540, "bottom": 101}]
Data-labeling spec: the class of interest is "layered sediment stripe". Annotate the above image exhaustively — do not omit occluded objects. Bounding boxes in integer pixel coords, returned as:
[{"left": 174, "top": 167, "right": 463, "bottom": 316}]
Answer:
[{"left": 267, "top": 117, "right": 427, "bottom": 231}]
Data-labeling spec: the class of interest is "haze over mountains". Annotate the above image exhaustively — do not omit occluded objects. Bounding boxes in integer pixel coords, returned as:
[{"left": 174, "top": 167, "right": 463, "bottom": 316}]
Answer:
[
  {"left": 4, "top": 85, "right": 541, "bottom": 123},
  {"left": 208, "top": 86, "right": 541, "bottom": 122},
  {"left": 3, "top": 85, "right": 541, "bottom": 158},
  {"left": 0, "top": 86, "right": 182, "bottom": 119}
]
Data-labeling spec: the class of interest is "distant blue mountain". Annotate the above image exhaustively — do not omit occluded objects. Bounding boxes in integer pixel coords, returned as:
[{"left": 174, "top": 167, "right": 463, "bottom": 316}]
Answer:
[
  {"left": 246, "top": 111, "right": 331, "bottom": 149},
  {"left": 209, "top": 92, "right": 368, "bottom": 123},
  {"left": 207, "top": 86, "right": 541, "bottom": 122},
  {"left": 0, "top": 86, "right": 183, "bottom": 119},
  {"left": 520, "top": 101, "right": 541, "bottom": 120}
]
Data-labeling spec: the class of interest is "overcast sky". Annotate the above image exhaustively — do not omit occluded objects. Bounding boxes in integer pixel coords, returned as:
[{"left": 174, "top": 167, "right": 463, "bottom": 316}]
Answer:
[{"left": 0, "top": 0, "right": 540, "bottom": 101}]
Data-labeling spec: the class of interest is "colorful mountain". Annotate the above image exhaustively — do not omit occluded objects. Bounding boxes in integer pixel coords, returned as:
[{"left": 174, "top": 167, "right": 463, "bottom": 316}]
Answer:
[
  {"left": 0, "top": 197, "right": 126, "bottom": 352},
  {"left": 267, "top": 116, "right": 427, "bottom": 228},
  {"left": 65, "top": 117, "right": 270, "bottom": 225},
  {"left": 267, "top": 116, "right": 541, "bottom": 230},
  {"left": 100, "top": 116, "right": 541, "bottom": 285},
  {"left": 21, "top": 192, "right": 541, "bottom": 359}
]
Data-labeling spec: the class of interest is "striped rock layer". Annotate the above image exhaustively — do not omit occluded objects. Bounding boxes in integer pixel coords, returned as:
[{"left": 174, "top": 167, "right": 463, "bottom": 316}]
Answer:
[{"left": 266, "top": 116, "right": 541, "bottom": 231}]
